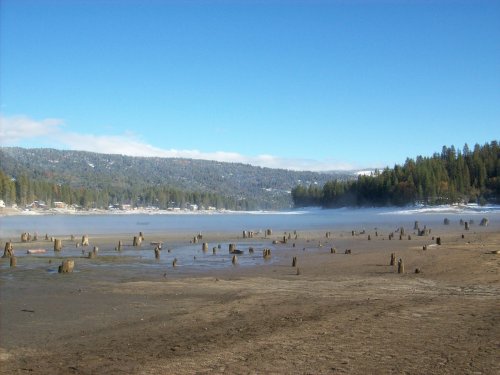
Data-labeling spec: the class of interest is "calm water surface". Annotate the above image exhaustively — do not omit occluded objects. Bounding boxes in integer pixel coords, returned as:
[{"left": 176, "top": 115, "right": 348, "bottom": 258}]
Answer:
[{"left": 2, "top": 205, "right": 499, "bottom": 238}]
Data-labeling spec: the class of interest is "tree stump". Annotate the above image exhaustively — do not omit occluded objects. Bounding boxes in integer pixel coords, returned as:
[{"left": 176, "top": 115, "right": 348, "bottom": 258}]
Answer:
[
  {"left": 21, "top": 233, "right": 29, "bottom": 242},
  {"left": 82, "top": 235, "right": 89, "bottom": 246},
  {"left": 480, "top": 218, "right": 489, "bottom": 227},
  {"left": 292, "top": 256, "right": 297, "bottom": 267},
  {"left": 232, "top": 255, "right": 237, "bottom": 264},
  {"left": 330, "top": 247, "right": 336, "bottom": 254},
  {"left": 436, "top": 237, "right": 441, "bottom": 245},
  {"left": 213, "top": 247, "right": 217, "bottom": 255},
  {"left": 133, "top": 236, "right": 142, "bottom": 247},
  {"left": 368, "top": 235, "right": 371, "bottom": 241},
  {"left": 59, "top": 259, "right": 74, "bottom": 273},
  {"left": 10, "top": 256, "right": 17, "bottom": 267},
  {"left": 117, "top": 240, "right": 122, "bottom": 251},
  {"left": 414, "top": 221, "right": 419, "bottom": 230},
  {"left": 202, "top": 243, "right": 208, "bottom": 252},
  {"left": 397, "top": 258, "right": 404, "bottom": 274},
  {"left": 464, "top": 222, "right": 469, "bottom": 231},
  {"left": 54, "top": 239, "right": 62, "bottom": 252},
  {"left": 154, "top": 246, "right": 160, "bottom": 259},
  {"left": 172, "top": 258, "right": 177, "bottom": 268},
  {"left": 390, "top": 253, "right": 396, "bottom": 266},
  {"left": 444, "top": 218, "right": 450, "bottom": 225},
  {"left": 3, "top": 241, "right": 14, "bottom": 258}
]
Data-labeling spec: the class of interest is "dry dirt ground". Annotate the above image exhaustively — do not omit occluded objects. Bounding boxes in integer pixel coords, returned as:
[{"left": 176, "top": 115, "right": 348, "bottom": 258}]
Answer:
[{"left": 1, "top": 226, "right": 499, "bottom": 374}]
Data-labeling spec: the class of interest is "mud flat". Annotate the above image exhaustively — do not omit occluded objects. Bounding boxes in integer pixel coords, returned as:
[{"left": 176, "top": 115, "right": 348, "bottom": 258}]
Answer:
[{"left": 1, "top": 225, "right": 499, "bottom": 374}]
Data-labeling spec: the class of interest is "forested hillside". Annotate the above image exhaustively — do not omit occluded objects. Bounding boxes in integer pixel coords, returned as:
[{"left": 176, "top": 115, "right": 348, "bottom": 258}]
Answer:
[
  {"left": 0, "top": 148, "right": 349, "bottom": 210},
  {"left": 292, "top": 142, "right": 500, "bottom": 208}
]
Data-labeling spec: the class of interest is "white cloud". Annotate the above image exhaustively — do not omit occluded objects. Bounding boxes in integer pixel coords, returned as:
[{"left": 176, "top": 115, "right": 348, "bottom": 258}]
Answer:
[
  {"left": 0, "top": 114, "right": 64, "bottom": 144},
  {"left": 0, "top": 114, "right": 355, "bottom": 171}
]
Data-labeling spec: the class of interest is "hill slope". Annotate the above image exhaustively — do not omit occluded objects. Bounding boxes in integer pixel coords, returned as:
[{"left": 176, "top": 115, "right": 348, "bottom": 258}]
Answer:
[{"left": 0, "top": 147, "right": 352, "bottom": 209}]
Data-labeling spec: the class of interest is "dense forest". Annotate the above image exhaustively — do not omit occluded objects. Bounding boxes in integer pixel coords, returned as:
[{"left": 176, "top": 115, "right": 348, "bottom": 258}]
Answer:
[
  {"left": 292, "top": 141, "right": 500, "bottom": 208},
  {"left": 0, "top": 147, "right": 349, "bottom": 210}
]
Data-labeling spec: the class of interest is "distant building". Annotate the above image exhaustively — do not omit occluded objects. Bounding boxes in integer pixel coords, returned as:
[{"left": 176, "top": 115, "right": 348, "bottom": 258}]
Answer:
[{"left": 54, "top": 201, "right": 67, "bottom": 209}]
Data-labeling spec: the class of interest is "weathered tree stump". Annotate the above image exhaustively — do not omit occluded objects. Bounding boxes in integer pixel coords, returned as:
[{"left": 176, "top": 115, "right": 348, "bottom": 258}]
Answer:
[
  {"left": 423, "top": 245, "right": 427, "bottom": 250},
  {"left": 479, "top": 218, "right": 489, "bottom": 227},
  {"left": 3, "top": 241, "right": 14, "bottom": 258},
  {"left": 82, "top": 235, "right": 89, "bottom": 246},
  {"left": 133, "top": 236, "right": 142, "bottom": 247},
  {"left": 368, "top": 235, "right": 371, "bottom": 241},
  {"left": 415, "top": 268, "right": 421, "bottom": 274},
  {"left": 444, "top": 218, "right": 450, "bottom": 225},
  {"left": 58, "top": 259, "right": 74, "bottom": 273},
  {"left": 54, "top": 239, "right": 63, "bottom": 252},
  {"left": 232, "top": 255, "right": 238, "bottom": 264},
  {"left": 400, "top": 227, "right": 405, "bottom": 236},
  {"left": 139, "top": 232, "right": 145, "bottom": 241},
  {"left": 330, "top": 247, "right": 336, "bottom": 254},
  {"left": 344, "top": 249, "right": 351, "bottom": 254},
  {"left": 117, "top": 240, "right": 122, "bottom": 251},
  {"left": 70, "top": 234, "right": 75, "bottom": 241},
  {"left": 154, "top": 246, "right": 160, "bottom": 259},
  {"left": 292, "top": 256, "right": 297, "bottom": 267},
  {"left": 229, "top": 243, "right": 235, "bottom": 254},
  {"left": 10, "top": 256, "right": 17, "bottom": 267},
  {"left": 464, "top": 222, "right": 469, "bottom": 231},
  {"left": 390, "top": 252, "right": 396, "bottom": 266},
  {"left": 21, "top": 233, "right": 29, "bottom": 242},
  {"left": 263, "top": 248, "right": 271, "bottom": 259},
  {"left": 265, "top": 229, "right": 272, "bottom": 237},
  {"left": 397, "top": 258, "right": 404, "bottom": 274},
  {"left": 213, "top": 247, "right": 217, "bottom": 255},
  {"left": 436, "top": 237, "right": 441, "bottom": 245},
  {"left": 202, "top": 243, "right": 208, "bottom": 252},
  {"left": 296, "top": 267, "right": 301, "bottom": 275},
  {"left": 249, "top": 247, "right": 254, "bottom": 254},
  {"left": 408, "top": 235, "right": 411, "bottom": 240},
  {"left": 414, "top": 221, "right": 419, "bottom": 230},
  {"left": 88, "top": 251, "right": 96, "bottom": 259},
  {"left": 172, "top": 258, "right": 178, "bottom": 268},
  {"left": 45, "top": 234, "right": 49, "bottom": 241}
]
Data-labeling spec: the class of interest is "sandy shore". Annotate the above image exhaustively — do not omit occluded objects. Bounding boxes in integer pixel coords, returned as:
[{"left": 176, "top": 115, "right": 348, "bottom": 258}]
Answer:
[{"left": 1, "top": 225, "right": 499, "bottom": 374}]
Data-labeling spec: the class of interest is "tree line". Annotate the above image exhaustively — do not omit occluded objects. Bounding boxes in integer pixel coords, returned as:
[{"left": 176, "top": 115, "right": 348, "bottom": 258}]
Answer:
[
  {"left": 292, "top": 141, "right": 500, "bottom": 208},
  {"left": 0, "top": 170, "right": 257, "bottom": 210}
]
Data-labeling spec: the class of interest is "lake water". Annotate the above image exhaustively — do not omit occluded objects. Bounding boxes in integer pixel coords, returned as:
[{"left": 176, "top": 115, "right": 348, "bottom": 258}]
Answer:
[{"left": 2, "top": 205, "right": 499, "bottom": 238}]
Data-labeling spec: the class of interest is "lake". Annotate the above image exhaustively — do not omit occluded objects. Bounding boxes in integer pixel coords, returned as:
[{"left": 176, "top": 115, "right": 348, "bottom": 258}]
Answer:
[{"left": 1, "top": 205, "right": 499, "bottom": 238}]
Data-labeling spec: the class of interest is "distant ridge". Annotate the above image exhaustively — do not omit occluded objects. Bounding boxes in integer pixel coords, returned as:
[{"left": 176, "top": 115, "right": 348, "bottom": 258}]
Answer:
[{"left": 0, "top": 147, "right": 355, "bottom": 210}]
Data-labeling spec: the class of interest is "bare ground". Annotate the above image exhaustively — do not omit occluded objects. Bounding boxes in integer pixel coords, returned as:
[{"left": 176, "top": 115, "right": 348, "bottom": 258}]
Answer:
[{"left": 1, "top": 227, "right": 499, "bottom": 374}]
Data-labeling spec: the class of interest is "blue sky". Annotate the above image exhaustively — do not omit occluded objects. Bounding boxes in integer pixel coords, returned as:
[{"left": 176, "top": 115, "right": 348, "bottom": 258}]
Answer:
[{"left": 1, "top": 0, "right": 499, "bottom": 171}]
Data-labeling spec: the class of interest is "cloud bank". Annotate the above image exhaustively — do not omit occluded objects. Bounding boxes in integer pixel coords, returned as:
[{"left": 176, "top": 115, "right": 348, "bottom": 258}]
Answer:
[{"left": 0, "top": 114, "right": 354, "bottom": 171}]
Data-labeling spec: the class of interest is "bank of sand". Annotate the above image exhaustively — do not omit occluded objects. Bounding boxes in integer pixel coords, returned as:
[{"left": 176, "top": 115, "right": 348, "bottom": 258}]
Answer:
[{"left": 0, "top": 225, "right": 499, "bottom": 374}]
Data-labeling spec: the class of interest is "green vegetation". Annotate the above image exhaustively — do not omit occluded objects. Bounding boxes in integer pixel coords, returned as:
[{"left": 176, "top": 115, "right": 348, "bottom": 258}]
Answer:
[
  {"left": 292, "top": 142, "right": 500, "bottom": 208},
  {"left": 0, "top": 147, "right": 348, "bottom": 210}
]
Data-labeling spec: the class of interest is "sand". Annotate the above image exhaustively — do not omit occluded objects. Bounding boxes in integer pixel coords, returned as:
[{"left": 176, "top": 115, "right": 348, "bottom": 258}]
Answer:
[{"left": 1, "top": 225, "right": 499, "bottom": 374}]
